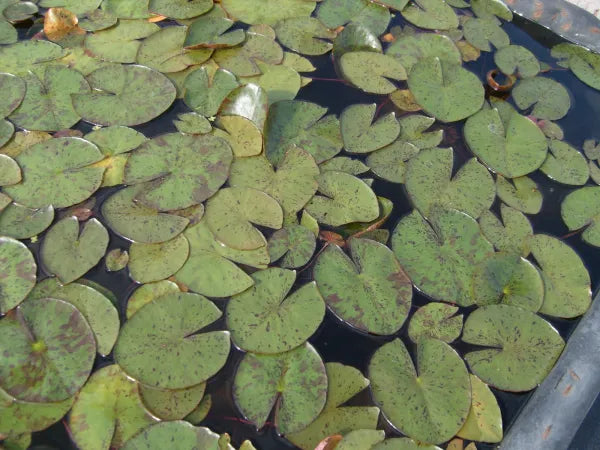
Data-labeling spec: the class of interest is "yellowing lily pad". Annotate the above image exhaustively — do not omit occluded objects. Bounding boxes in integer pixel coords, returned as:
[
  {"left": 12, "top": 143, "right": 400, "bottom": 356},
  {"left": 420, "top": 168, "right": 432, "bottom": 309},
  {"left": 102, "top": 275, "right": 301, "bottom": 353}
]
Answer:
[{"left": 457, "top": 375, "right": 503, "bottom": 443}]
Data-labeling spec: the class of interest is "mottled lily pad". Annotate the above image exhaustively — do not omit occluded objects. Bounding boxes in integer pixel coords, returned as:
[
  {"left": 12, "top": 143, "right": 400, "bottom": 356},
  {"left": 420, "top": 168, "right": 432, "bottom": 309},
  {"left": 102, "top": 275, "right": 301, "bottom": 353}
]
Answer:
[
  {"left": 402, "top": 0, "right": 458, "bottom": 30},
  {"left": 0, "top": 237, "right": 36, "bottom": 314},
  {"left": 122, "top": 421, "right": 230, "bottom": 450},
  {"left": 0, "top": 73, "right": 25, "bottom": 118},
  {"left": 496, "top": 175, "right": 542, "bottom": 214},
  {"left": 268, "top": 224, "right": 316, "bottom": 268},
  {"left": 386, "top": 33, "right": 460, "bottom": 72},
  {"left": 184, "top": 67, "right": 239, "bottom": 117},
  {"left": 221, "top": 0, "right": 316, "bottom": 26},
  {"left": 320, "top": 157, "right": 369, "bottom": 175},
  {"left": 128, "top": 234, "right": 190, "bottom": 283},
  {"left": 457, "top": 375, "right": 503, "bottom": 443},
  {"left": 139, "top": 383, "right": 205, "bottom": 420},
  {"left": 494, "top": 44, "right": 540, "bottom": 78},
  {"left": 513, "top": 77, "right": 571, "bottom": 120},
  {"left": 551, "top": 43, "right": 600, "bottom": 91},
  {"left": 340, "top": 104, "right": 399, "bottom": 153},
  {"left": 408, "top": 303, "right": 462, "bottom": 343},
  {"left": 148, "top": 0, "right": 212, "bottom": 19},
  {"left": 275, "top": 17, "right": 335, "bottom": 56},
  {"left": 540, "top": 139, "right": 588, "bottom": 186},
  {"left": 479, "top": 204, "right": 533, "bottom": 256},
  {"left": 184, "top": 7, "right": 245, "bottom": 49},
  {"left": 126, "top": 280, "right": 179, "bottom": 319},
  {"left": 340, "top": 52, "right": 406, "bottom": 94},
  {"left": 317, "top": 0, "right": 390, "bottom": 35},
  {"left": 0, "top": 204, "right": 54, "bottom": 239},
  {"left": 463, "top": 17, "right": 509, "bottom": 52},
  {"left": 0, "top": 40, "right": 66, "bottom": 76},
  {"left": 561, "top": 186, "right": 600, "bottom": 247},
  {"left": 85, "top": 19, "right": 158, "bottom": 63}
]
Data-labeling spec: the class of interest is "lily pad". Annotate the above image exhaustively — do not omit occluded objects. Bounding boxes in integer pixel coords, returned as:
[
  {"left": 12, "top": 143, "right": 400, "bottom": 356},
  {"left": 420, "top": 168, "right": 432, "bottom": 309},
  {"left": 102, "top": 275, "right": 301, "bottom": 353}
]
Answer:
[
  {"left": 540, "top": 139, "right": 588, "bottom": 186},
  {"left": 316, "top": 0, "right": 390, "bottom": 35},
  {"left": 340, "top": 104, "right": 399, "bottom": 154},
  {"left": 320, "top": 157, "right": 369, "bottom": 175},
  {"left": 219, "top": 83, "right": 268, "bottom": 130},
  {"left": 114, "top": 292, "right": 230, "bottom": 389},
  {"left": 464, "top": 103, "right": 547, "bottom": 178},
  {"left": 471, "top": 0, "right": 512, "bottom": 20},
  {"left": 275, "top": 17, "right": 335, "bottom": 56},
  {"left": 408, "top": 303, "right": 462, "bottom": 343},
  {"left": 184, "top": 7, "right": 245, "bottom": 49},
  {"left": 0, "top": 298, "right": 95, "bottom": 402},
  {"left": 0, "top": 155, "right": 19, "bottom": 186},
  {"left": 457, "top": 375, "right": 503, "bottom": 443},
  {"left": 551, "top": 43, "right": 600, "bottom": 91},
  {"left": 84, "top": 19, "right": 158, "bottom": 63},
  {"left": 386, "top": 33, "right": 461, "bottom": 73},
  {"left": 227, "top": 267, "right": 325, "bottom": 353},
  {"left": 129, "top": 234, "right": 190, "bottom": 283},
  {"left": 244, "top": 62, "right": 301, "bottom": 105},
  {"left": 126, "top": 280, "right": 180, "bottom": 319},
  {"left": 562, "top": 186, "right": 600, "bottom": 247},
  {"left": 139, "top": 383, "right": 205, "bottom": 420},
  {"left": 124, "top": 133, "right": 232, "bottom": 211},
  {"left": 332, "top": 22, "right": 382, "bottom": 58},
  {"left": 408, "top": 57, "right": 484, "bottom": 123},
  {"left": 148, "top": 0, "right": 212, "bottom": 19},
  {"left": 101, "top": 0, "right": 150, "bottom": 18},
  {"left": 391, "top": 208, "right": 494, "bottom": 306},
  {"left": 463, "top": 17, "right": 509, "bottom": 52},
  {"left": 0, "top": 73, "right": 25, "bottom": 118},
  {"left": 268, "top": 224, "right": 316, "bottom": 268},
  {"left": 479, "top": 204, "right": 533, "bottom": 256},
  {"left": 314, "top": 238, "right": 411, "bottom": 335},
  {"left": 233, "top": 342, "right": 327, "bottom": 434},
  {"left": 0, "top": 237, "right": 36, "bottom": 314},
  {"left": 494, "top": 45, "right": 540, "bottom": 78},
  {"left": 0, "top": 40, "right": 66, "bottom": 76},
  {"left": 40, "top": 217, "right": 108, "bottom": 284},
  {"left": 105, "top": 248, "right": 129, "bottom": 272},
  {"left": 174, "top": 112, "right": 212, "bottom": 135},
  {"left": 69, "top": 365, "right": 157, "bottom": 450},
  {"left": 462, "top": 304, "right": 565, "bottom": 391},
  {"left": 185, "top": 394, "right": 212, "bottom": 424},
  {"left": 340, "top": 52, "right": 407, "bottom": 94},
  {"left": 405, "top": 147, "right": 495, "bottom": 219},
  {"left": 401, "top": 0, "right": 458, "bottom": 30},
  {"left": 337, "top": 430, "right": 385, "bottom": 449},
  {"left": 0, "top": 19, "right": 17, "bottom": 44},
  {"left": 513, "top": 77, "right": 571, "bottom": 120},
  {"left": 78, "top": 9, "right": 118, "bottom": 32},
  {"left": 184, "top": 67, "right": 239, "bottom": 117},
  {"left": 72, "top": 64, "right": 176, "bottom": 126},
  {"left": 39, "top": 0, "right": 101, "bottom": 16},
  {"left": 398, "top": 114, "right": 443, "bottom": 149},
  {"left": 530, "top": 234, "right": 591, "bottom": 318},
  {"left": 372, "top": 438, "right": 441, "bottom": 450},
  {"left": 221, "top": 0, "right": 316, "bottom": 26},
  {"left": 0, "top": 204, "right": 54, "bottom": 239},
  {"left": 369, "top": 338, "right": 471, "bottom": 444},
  {"left": 496, "top": 175, "right": 542, "bottom": 214},
  {"left": 122, "top": 421, "right": 232, "bottom": 450},
  {"left": 584, "top": 139, "right": 600, "bottom": 160}
]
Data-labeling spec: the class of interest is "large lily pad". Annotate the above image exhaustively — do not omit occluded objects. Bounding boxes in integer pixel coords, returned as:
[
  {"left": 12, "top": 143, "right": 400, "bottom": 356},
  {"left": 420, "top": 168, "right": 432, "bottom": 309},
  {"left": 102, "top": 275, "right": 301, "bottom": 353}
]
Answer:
[
  {"left": 0, "top": 298, "right": 95, "bottom": 402},
  {"left": 129, "top": 234, "right": 190, "bottom": 283},
  {"left": 479, "top": 204, "right": 533, "bottom": 256},
  {"left": 317, "top": 0, "right": 390, "bottom": 35},
  {"left": 126, "top": 280, "right": 179, "bottom": 319},
  {"left": 340, "top": 52, "right": 406, "bottom": 94},
  {"left": 462, "top": 304, "right": 565, "bottom": 391},
  {"left": 101, "top": 0, "right": 150, "bottom": 19},
  {"left": 386, "top": 33, "right": 460, "bottom": 73},
  {"left": 408, "top": 303, "right": 462, "bottom": 343},
  {"left": 402, "top": 0, "right": 458, "bottom": 30},
  {"left": 551, "top": 43, "right": 600, "bottom": 90},
  {"left": 38, "top": 0, "right": 101, "bottom": 16},
  {"left": 0, "top": 204, "right": 54, "bottom": 239},
  {"left": 114, "top": 292, "right": 230, "bottom": 389},
  {"left": 494, "top": 44, "right": 540, "bottom": 78},
  {"left": 457, "top": 375, "right": 503, "bottom": 443},
  {"left": 227, "top": 267, "right": 325, "bottom": 353},
  {"left": 539, "top": 139, "right": 588, "bottom": 186},
  {"left": 340, "top": 104, "right": 399, "bottom": 154},
  {"left": 0, "top": 40, "right": 66, "bottom": 76},
  {"left": 512, "top": 77, "right": 571, "bottom": 120},
  {"left": 408, "top": 57, "right": 484, "bottom": 123},
  {"left": 391, "top": 208, "right": 494, "bottom": 306},
  {"left": 184, "top": 67, "right": 239, "bottom": 117},
  {"left": 84, "top": 19, "right": 158, "bottom": 63},
  {"left": 496, "top": 175, "right": 542, "bottom": 214},
  {"left": 221, "top": 0, "right": 316, "bottom": 26},
  {"left": 369, "top": 338, "right": 471, "bottom": 444},
  {"left": 233, "top": 342, "right": 327, "bottom": 434},
  {"left": 314, "top": 238, "right": 411, "bottom": 335},
  {"left": 561, "top": 186, "right": 600, "bottom": 247},
  {"left": 72, "top": 65, "right": 176, "bottom": 126},
  {"left": 0, "top": 237, "right": 36, "bottom": 314},
  {"left": 40, "top": 217, "right": 109, "bottom": 284}
]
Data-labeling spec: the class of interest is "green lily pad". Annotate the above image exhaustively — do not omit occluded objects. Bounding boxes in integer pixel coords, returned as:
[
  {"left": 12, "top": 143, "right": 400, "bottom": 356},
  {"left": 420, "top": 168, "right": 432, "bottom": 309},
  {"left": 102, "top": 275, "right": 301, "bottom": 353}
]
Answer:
[
  {"left": 408, "top": 303, "right": 462, "bottom": 343},
  {"left": 0, "top": 40, "right": 66, "bottom": 76},
  {"left": 0, "top": 73, "right": 25, "bottom": 118},
  {"left": 463, "top": 17, "right": 509, "bottom": 52},
  {"left": 139, "top": 383, "right": 205, "bottom": 420},
  {"left": 124, "top": 133, "right": 232, "bottom": 211},
  {"left": 0, "top": 19, "right": 17, "bottom": 44},
  {"left": 341, "top": 104, "right": 399, "bottom": 154},
  {"left": 268, "top": 224, "right": 316, "bottom": 268},
  {"left": 369, "top": 338, "right": 471, "bottom": 444},
  {"left": 305, "top": 171, "right": 379, "bottom": 227},
  {"left": 317, "top": 0, "right": 390, "bottom": 35},
  {"left": 275, "top": 17, "right": 335, "bottom": 56},
  {"left": 589, "top": 161, "right": 600, "bottom": 185},
  {"left": 105, "top": 248, "right": 129, "bottom": 272},
  {"left": 0, "top": 298, "right": 95, "bottom": 402},
  {"left": 221, "top": 0, "right": 316, "bottom": 26},
  {"left": 174, "top": 112, "right": 212, "bottom": 135},
  {"left": 265, "top": 100, "right": 343, "bottom": 165},
  {"left": 72, "top": 64, "right": 176, "bottom": 126},
  {"left": 233, "top": 342, "right": 327, "bottom": 434},
  {"left": 128, "top": 234, "right": 190, "bottom": 283},
  {"left": 126, "top": 280, "right": 180, "bottom": 319},
  {"left": 402, "top": 0, "right": 459, "bottom": 30},
  {"left": 219, "top": 83, "right": 268, "bottom": 130},
  {"left": 408, "top": 57, "right": 484, "bottom": 123},
  {"left": 562, "top": 186, "right": 600, "bottom": 247},
  {"left": 538, "top": 120, "right": 564, "bottom": 140},
  {"left": 101, "top": 0, "right": 150, "bottom": 18},
  {"left": 314, "top": 238, "right": 411, "bottom": 335},
  {"left": 184, "top": 7, "right": 245, "bottom": 49},
  {"left": 457, "top": 375, "right": 503, "bottom": 443},
  {"left": 398, "top": 114, "right": 443, "bottom": 149},
  {"left": 122, "top": 421, "right": 231, "bottom": 450},
  {"left": 27, "top": 278, "right": 119, "bottom": 356},
  {"left": 496, "top": 175, "right": 543, "bottom": 214},
  {"left": 551, "top": 43, "right": 600, "bottom": 91},
  {"left": 149, "top": 0, "right": 212, "bottom": 19},
  {"left": 39, "top": 0, "right": 101, "bottom": 16},
  {"left": 513, "top": 77, "right": 571, "bottom": 120},
  {"left": 336, "top": 196, "right": 393, "bottom": 239},
  {"left": 78, "top": 9, "right": 118, "bottom": 32},
  {"left": 494, "top": 44, "right": 540, "bottom": 78},
  {"left": 479, "top": 204, "right": 533, "bottom": 256},
  {"left": 391, "top": 208, "right": 494, "bottom": 306},
  {"left": 185, "top": 393, "right": 212, "bottom": 424},
  {"left": 366, "top": 141, "right": 419, "bottom": 183},
  {"left": 462, "top": 304, "right": 565, "bottom": 391},
  {"left": 320, "top": 157, "right": 369, "bottom": 175},
  {"left": 340, "top": 52, "right": 407, "bottom": 94},
  {"left": 471, "top": 0, "right": 512, "bottom": 20},
  {"left": 102, "top": 186, "right": 189, "bottom": 244},
  {"left": 287, "top": 362, "right": 379, "bottom": 450},
  {"left": 332, "top": 22, "right": 382, "bottom": 58},
  {"left": 405, "top": 147, "right": 495, "bottom": 219},
  {"left": 84, "top": 19, "right": 158, "bottom": 63},
  {"left": 464, "top": 103, "right": 547, "bottom": 178},
  {"left": 0, "top": 155, "right": 20, "bottom": 187},
  {"left": 213, "top": 115, "right": 264, "bottom": 157},
  {"left": 184, "top": 67, "right": 239, "bottom": 117},
  {"left": 0, "top": 204, "right": 54, "bottom": 239},
  {"left": 40, "top": 217, "right": 108, "bottom": 284},
  {"left": 69, "top": 364, "right": 157, "bottom": 450},
  {"left": 226, "top": 267, "right": 325, "bottom": 353},
  {"left": 386, "top": 33, "right": 461, "bottom": 73},
  {"left": 540, "top": 139, "right": 589, "bottom": 186},
  {"left": 584, "top": 139, "right": 600, "bottom": 160},
  {"left": 0, "top": 237, "right": 35, "bottom": 314},
  {"left": 337, "top": 430, "right": 385, "bottom": 449},
  {"left": 0, "top": 118, "right": 14, "bottom": 147},
  {"left": 372, "top": 438, "right": 441, "bottom": 450},
  {"left": 530, "top": 234, "right": 591, "bottom": 318},
  {"left": 115, "top": 292, "right": 230, "bottom": 389},
  {"left": 244, "top": 62, "right": 301, "bottom": 105}
]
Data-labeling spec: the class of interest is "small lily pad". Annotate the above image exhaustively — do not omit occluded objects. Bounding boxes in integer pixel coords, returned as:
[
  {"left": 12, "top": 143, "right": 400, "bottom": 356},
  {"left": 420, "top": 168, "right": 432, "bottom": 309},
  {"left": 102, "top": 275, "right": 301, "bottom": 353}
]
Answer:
[
  {"left": 401, "top": 0, "right": 459, "bottom": 30},
  {"left": 129, "top": 234, "right": 190, "bottom": 283},
  {"left": 341, "top": 104, "right": 399, "bottom": 154},
  {"left": 398, "top": 114, "right": 443, "bottom": 149},
  {"left": 126, "top": 280, "right": 180, "bottom": 319},
  {"left": 562, "top": 186, "right": 600, "bottom": 247},
  {"left": 184, "top": 7, "right": 245, "bottom": 49},
  {"left": 139, "top": 383, "right": 205, "bottom": 420},
  {"left": 0, "top": 237, "right": 36, "bottom": 314},
  {"left": 317, "top": 0, "right": 390, "bottom": 35},
  {"left": 268, "top": 224, "right": 316, "bottom": 268},
  {"left": 174, "top": 112, "right": 212, "bottom": 135},
  {"left": 233, "top": 342, "right": 327, "bottom": 434},
  {"left": 494, "top": 44, "right": 540, "bottom": 78},
  {"left": 337, "top": 430, "right": 385, "bottom": 449},
  {"left": 221, "top": 0, "right": 316, "bottom": 26},
  {"left": 457, "top": 375, "right": 503, "bottom": 443},
  {"left": 40, "top": 217, "right": 109, "bottom": 284},
  {"left": 114, "top": 292, "right": 231, "bottom": 389},
  {"left": 386, "top": 33, "right": 460, "bottom": 73},
  {"left": 148, "top": 0, "right": 212, "bottom": 19},
  {"left": 471, "top": 0, "right": 512, "bottom": 20},
  {"left": 0, "top": 73, "right": 25, "bottom": 118},
  {"left": 551, "top": 43, "right": 600, "bottom": 91},
  {"left": 275, "top": 17, "right": 335, "bottom": 56},
  {"left": 0, "top": 204, "right": 54, "bottom": 239},
  {"left": 340, "top": 52, "right": 406, "bottom": 94},
  {"left": 372, "top": 438, "right": 442, "bottom": 450},
  {"left": 540, "top": 139, "right": 588, "bottom": 186},
  {"left": 84, "top": 19, "right": 158, "bottom": 63},
  {"left": 462, "top": 304, "right": 565, "bottom": 391},
  {"left": 496, "top": 175, "right": 542, "bottom": 214},
  {"left": 584, "top": 139, "right": 600, "bottom": 160},
  {"left": 320, "top": 157, "right": 369, "bottom": 175},
  {"left": 479, "top": 204, "right": 533, "bottom": 256},
  {"left": 408, "top": 303, "right": 462, "bottom": 343},
  {"left": 332, "top": 22, "right": 382, "bottom": 58},
  {"left": 105, "top": 248, "right": 129, "bottom": 271},
  {"left": 513, "top": 77, "right": 571, "bottom": 120},
  {"left": 122, "top": 421, "right": 230, "bottom": 450},
  {"left": 184, "top": 67, "right": 240, "bottom": 117},
  {"left": 463, "top": 17, "right": 509, "bottom": 52}
]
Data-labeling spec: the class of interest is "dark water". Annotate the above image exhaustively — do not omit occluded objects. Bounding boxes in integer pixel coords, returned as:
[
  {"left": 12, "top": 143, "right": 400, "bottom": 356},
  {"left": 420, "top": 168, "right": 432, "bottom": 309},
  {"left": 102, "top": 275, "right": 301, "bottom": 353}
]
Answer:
[{"left": 26, "top": 12, "right": 600, "bottom": 450}]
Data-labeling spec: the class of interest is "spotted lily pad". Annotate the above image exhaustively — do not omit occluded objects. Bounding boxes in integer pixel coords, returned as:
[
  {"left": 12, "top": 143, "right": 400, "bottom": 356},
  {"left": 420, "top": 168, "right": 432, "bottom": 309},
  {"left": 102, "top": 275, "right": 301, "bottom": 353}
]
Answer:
[
  {"left": 174, "top": 112, "right": 212, "bottom": 135},
  {"left": 233, "top": 342, "right": 327, "bottom": 434},
  {"left": 402, "top": 0, "right": 458, "bottom": 30},
  {"left": 221, "top": 0, "right": 316, "bottom": 26},
  {"left": 38, "top": 0, "right": 101, "bottom": 16},
  {"left": 405, "top": 147, "right": 495, "bottom": 219},
  {"left": 369, "top": 338, "right": 471, "bottom": 444},
  {"left": 129, "top": 234, "right": 190, "bottom": 283},
  {"left": 337, "top": 430, "right": 385, "bottom": 449},
  {"left": 148, "top": 0, "right": 212, "bottom": 19},
  {"left": 126, "top": 281, "right": 179, "bottom": 319},
  {"left": 0, "top": 40, "right": 66, "bottom": 76},
  {"left": 139, "top": 383, "right": 205, "bottom": 420},
  {"left": 539, "top": 139, "right": 588, "bottom": 186},
  {"left": 513, "top": 77, "right": 571, "bottom": 120},
  {"left": 496, "top": 175, "right": 542, "bottom": 214},
  {"left": 408, "top": 303, "right": 462, "bottom": 343},
  {"left": 0, "top": 237, "right": 36, "bottom": 314},
  {"left": 0, "top": 73, "right": 25, "bottom": 118},
  {"left": 494, "top": 45, "right": 540, "bottom": 78},
  {"left": 479, "top": 204, "right": 533, "bottom": 256},
  {"left": 340, "top": 52, "right": 406, "bottom": 94},
  {"left": 72, "top": 65, "right": 176, "bottom": 126},
  {"left": 101, "top": 0, "right": 150, "bottom": 19},
  {"left": 462, "top": 304, "right": 565, "bottom": 391},
  {"left": 85, "top": 19, "right": 158, "bottom": 63},
  {"left": 184, "top": 67, "right": 239, "bottom": 117},
  {"left": 317, "top": 0, "right": 390, "bottom": 35},
  {"left": 551, "top": 43, "right": 600, "bottom": 91},
  {"left": 386, "top": 33, "right": 460, "bottom": 73},
  {"left": 408, "top": 57, "right": 484, "bottom": 122},
  {"left": 244, "top": 62, "right": 301, "bottom": 105},
  {"left": 463, "top": 17, "right": 509, "bottom": 52},
  {"left": 105, "top": 248, "right": 129, "bottom": 272},
  {"left": 115, "top": 292, "right": 230, "bottom": 389},
  {"left": 275, "top": 17, "right": 335, "bottom": 56},
  {"left": 268, "top": 224, "right": 316, "bottom": 268},
  {"left": 332, "top": 22, "right": 382, "bottom": 58},
  {"left": 471, "top": 0, "right": 512, "bottom": 20},
  {"left": 530, "top": 234, "right": 591, "bottom": 318},
  {"left": 184, "top": 7, "right": 245, "bottom": 49},
  {"left": 398, "top": 114, "right": 443, "bottom": 149},
  {"left": 122, "top": 421, "right": 231, "bottom": 450},
  {"left": 341, "top": 104, "right": 399, "bottom": 154},
  {"left": 391, "top": 209, "right": 494, "bottom": 306},
  {"left": 320, "top": 157, "right": 369, "bottom": 175},
  {"left": 372, "top": 438, "right": 442, "bottom": 450},
  {"left": 561, "top": 186, "right": 600, "bottom": 247},
  {"left": 457, "top": 375, "right": 503, "bottom": 443},
  {"left": 0, "top": 298, "right": 95, "bottom": 402},
  {"left": 0, "top": 204, "right": 54, "bottom": 239}
]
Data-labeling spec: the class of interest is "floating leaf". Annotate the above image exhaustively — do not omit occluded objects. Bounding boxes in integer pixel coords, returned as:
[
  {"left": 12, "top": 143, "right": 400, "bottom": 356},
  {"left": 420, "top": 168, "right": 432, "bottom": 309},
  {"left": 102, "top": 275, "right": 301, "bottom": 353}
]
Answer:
[
  {"left": 43, "top": 7, "right": 83, "bottom": 42},
  {"left": 463, "top": 17, "right": 509, "bottom": 52},
  {"left": 123, "top": 421, "right": 231, "bottom": 450},
  {"left": 471, "top": 0, "right": 512, "bottom": 20},
  {"left": 551, "top": 43, "right": 600, "bottom": 91},
  {"left": 513, "top": 77, "right": 571, "bottom": 120},
  {"left": 462, "top": 304, "right": 565, "bottom": 391},
  {"left": 102, "top": 0, "right": 150, "bottom": 19},
  {"left": 244, "top": 62, "right": 301, "bottom": 105},
  {"left": 530, "top": 234, "right": 591, "bottom": 318},
  {"left": 337, "top": 430, "right": 385, "bottom": 449},
  {"left": 213, "top": 115, "right": 263, "bottom": 157},
  {"left": 317, "top": 0, "right": 390, "bottom": 35},
  {"left": 0, "top": 73, "right": 25, "bottom": 118},
  {"left": 184, "top": 7, "right": 245, "bottom": 49},
  {"left": 105, "top": 248, "right": 129, "bottom": 272},
  {"left": 275, "top": 17, "right": 335, "bottom": 56},
  {"left": 391, "top": 209, "right": 494, "bottom": 306},
  {"left": 129, "top": 234, "right": 190, "bottom": 283},
  {"left": 126, "top": 280, "right": 180, "bottom": 319},
  {"left": 539, "top": 139, "right": 588, "bottom": 186},
  {"left": 496, "top": 175, "right": 542, "bottom": 214},
  {"left": 72, "top": 65, "right": 176, "bottom": 126},
  {"left": 341, "top": 104, "right": 399, "bottom": 154},
  {"left": 457, "top": 375, "right": 503, "bottom": 443},
  {"left": 340, "top": 52, "right": 406, "bottom": 94},
  {"left": 398, "top": 114, "right": 443, "bottom": 149},
  {"left": 479, "top": 204, "right": 533, "bottom": 256},
  {"left": 226, "top": 267, "right": 324, "bottom": 353},
  {"left": 408, "top": 57, "right": 484, "bottom": 123},
  {"left": 369, "top": 338, "right": 471, "bottom": 444},
  {"left": 185, "top": 393, "right": 212, "bottom": 424},
  {"left": 402, "top": 0, "right": 459, "bottom": 30},
  {"left": 0, "top": 298, "right": 95, "bottom": 402},
  {"left": 139, "top": 383, "right": 205, "bottom": 420},
  {"left": 233, "top": 342, "right": 327, "bottom": 434},
  {"left": 314, "top": 238, "right": 411, "bottom": 335},
  {"left": 332, "top": 22, "right": 382, "bottom": 58},
  {"left": 84, "top": 19, "right": 158, "bottom": 63},
  {"left": 0, "top": 19, "right": 17, "bottom": 44},
  {"left": 268, "top": 224, "right": 316, "bottom": 268},
  {"left": 408, "top": 303, "right": 462, "bottom": 343},
  {"left": 0, "top": 40, "right": 66, "bottom": 76},
  {"left": 562, "top": 186, "right": 600, "bottom": 247},
  {"left": 0, "top": 237, "right": 35, "bottom": 314},
  {"left": 405, "top": 147, "right": 495, "bottom": 219},
  {"left": 464, "top": 103, "right": 547, "bottom": 178},
  {"left": 148, "top": 0, "right": 212, "bottom": 19},
  {"left": 114, "top": 292, "right": 230, "bottom": 389},
  {"left": 494, "top": 45, "right": 539, "bottom": 78},
  {"left": 218, "top": 82, "right": 268, "bottom": 129},
  {"left": 584, "top": 139, "right": 600, "bottom": 160},
  {"left": 372, "top": 438, "right": 442, "bottom": 450},
  {"left": 386, "top": 33, "right": 461, "bottom": 72},
  {"left": 174, "top": 112, "right": 212, "bottom": 135},
  {"left": 124, "top": 133, "right": 232, "bottom": 211},
  {"left": 78, "top": 9, "right": 117, "bottom": 31},
  {"left": 39, "top": 0, "right": 101, "bottom": 16},
  {"left": 184, "top": 67, "right": 239, "bottom": 117},
  {"left": 221, "top": 0, "right": 316, "bottom": 26},
  {"left": 0, "top": 204, "right": 54, "bottom": 239},
  {"left": 68, "top": 365, "right": 157, "bottom": 450},
  {"left": 0, "top": 155, "right": 20, "bottom": 186},
  {"left": 320, "top": 157, "right": 369, "bottom": 175}
]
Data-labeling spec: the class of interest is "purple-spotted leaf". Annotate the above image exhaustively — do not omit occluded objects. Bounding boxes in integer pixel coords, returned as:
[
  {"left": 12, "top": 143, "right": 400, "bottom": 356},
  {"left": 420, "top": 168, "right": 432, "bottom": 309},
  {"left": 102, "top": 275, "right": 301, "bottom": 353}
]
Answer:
[
  {"left": 139, "top": 383, "right": 205, "bottom": 420},
  {"left": 122, "top": 421, "right": 230, "bottom": 450},
  {"left": 408, "top": 303, "right": 462, "bottom": 343}
]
